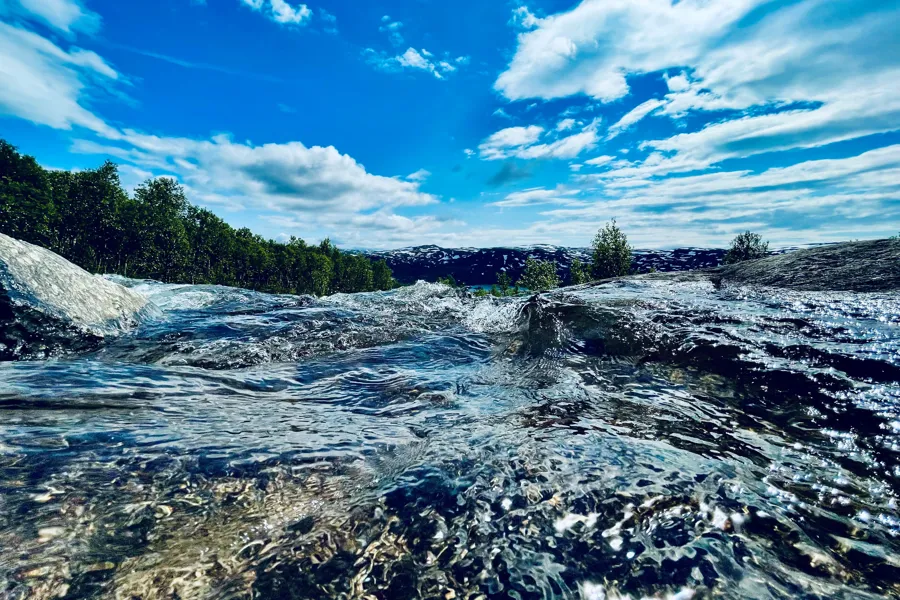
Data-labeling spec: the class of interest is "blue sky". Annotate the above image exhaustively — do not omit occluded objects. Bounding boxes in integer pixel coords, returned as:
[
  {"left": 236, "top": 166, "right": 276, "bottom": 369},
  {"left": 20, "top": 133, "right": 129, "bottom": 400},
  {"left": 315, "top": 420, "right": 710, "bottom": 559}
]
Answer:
[{"left": 1, "top": 0, "right": 898, "bottom": 249}]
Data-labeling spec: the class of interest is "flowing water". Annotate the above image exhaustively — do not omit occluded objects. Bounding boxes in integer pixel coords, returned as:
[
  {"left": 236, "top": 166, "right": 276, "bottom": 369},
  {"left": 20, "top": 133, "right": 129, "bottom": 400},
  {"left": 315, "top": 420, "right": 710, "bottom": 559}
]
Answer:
[{"left": 1, "top": 277, "right": 899, "bottom": 599}]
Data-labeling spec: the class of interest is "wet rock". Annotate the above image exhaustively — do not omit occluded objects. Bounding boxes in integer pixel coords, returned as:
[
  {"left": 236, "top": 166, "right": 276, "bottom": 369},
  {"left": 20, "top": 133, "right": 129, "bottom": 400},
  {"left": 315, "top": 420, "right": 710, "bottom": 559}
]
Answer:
[
  {"left": 713, "top": 238, "right": 900, "bottom": 292},
  {"left": 0, "top": 233, "right": 150, "bottom": 359}
]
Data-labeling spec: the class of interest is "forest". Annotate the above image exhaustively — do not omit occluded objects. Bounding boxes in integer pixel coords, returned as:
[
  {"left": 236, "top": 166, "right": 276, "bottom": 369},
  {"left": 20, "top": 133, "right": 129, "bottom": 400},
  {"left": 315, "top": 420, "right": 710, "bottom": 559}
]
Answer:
[{"left": 0, "top": 140, "right": 394, "bottom": 296}]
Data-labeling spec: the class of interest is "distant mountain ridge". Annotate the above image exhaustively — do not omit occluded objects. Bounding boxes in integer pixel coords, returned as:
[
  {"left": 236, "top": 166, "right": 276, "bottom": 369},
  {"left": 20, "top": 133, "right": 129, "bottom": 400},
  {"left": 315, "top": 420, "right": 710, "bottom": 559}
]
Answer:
[{"left": 363, "top": 244, "right": 730, "bottom": 285}]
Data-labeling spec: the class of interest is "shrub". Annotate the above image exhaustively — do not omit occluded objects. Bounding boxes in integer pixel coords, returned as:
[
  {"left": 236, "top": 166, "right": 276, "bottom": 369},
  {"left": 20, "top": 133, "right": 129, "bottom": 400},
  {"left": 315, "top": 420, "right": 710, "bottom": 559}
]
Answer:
[
  {"left": 496, "top": 271, "right": 512, "bottom": 296},
  {"left": 591, "top": 219, "right": 632, "bottom": 279},
  {"left": 569, "top": 258, "right": 590, "bottom": 285},
  {"left": 437, "top": 274, "right": 461, "bottom": 287},
  {"left": 516, "top": 257, "right": 561, "bottom": 292},
  {"left": 724, "top": 231, "right": 769, "bottom": 264}
]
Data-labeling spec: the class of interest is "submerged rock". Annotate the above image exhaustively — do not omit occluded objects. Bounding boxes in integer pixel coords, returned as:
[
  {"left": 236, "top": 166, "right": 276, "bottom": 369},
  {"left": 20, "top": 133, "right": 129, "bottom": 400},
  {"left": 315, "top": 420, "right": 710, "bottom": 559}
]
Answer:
[
  {"left": 0, "top": 233, "right": 150, "bottom": 359},
  {"left": 714, "top": 238, "right": 899, "bottom": 292}
]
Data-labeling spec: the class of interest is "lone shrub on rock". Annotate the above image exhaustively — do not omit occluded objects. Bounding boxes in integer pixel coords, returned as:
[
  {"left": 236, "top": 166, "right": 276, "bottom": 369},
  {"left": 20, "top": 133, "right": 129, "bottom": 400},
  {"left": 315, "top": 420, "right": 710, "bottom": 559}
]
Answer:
[
  {"left": 591, "top": 219, "right": 632, "bottom": 280},
  {"left": 517, "top": 257, "right": 560, "bottom": 292},
  {"left": 724, "top": 231, "right": 769, "bottom": 264}
]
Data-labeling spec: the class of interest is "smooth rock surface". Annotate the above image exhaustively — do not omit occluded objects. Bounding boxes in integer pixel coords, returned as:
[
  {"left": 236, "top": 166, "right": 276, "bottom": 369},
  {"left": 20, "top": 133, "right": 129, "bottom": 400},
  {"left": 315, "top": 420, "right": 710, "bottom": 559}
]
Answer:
[
  {"left": 715, "top": 238, "right": 899, "bottom": 292},
  {"left": 0, "top": 233, "right": 150, "bottom": 359}
]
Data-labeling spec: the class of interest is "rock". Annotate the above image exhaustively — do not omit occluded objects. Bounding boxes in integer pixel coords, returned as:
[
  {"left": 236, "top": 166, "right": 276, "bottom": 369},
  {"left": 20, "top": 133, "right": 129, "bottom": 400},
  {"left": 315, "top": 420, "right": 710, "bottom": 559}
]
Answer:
[
  {"left": 713, "top": 239, "right": 899, "bottom": 292},
  {"left": 0, "top": 233, "right": 150, "bottom": 360}
]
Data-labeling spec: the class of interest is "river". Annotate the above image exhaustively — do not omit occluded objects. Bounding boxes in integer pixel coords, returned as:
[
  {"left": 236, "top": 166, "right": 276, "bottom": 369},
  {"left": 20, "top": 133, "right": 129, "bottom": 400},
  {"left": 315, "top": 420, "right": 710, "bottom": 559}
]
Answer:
[{"left": 1, "top": 277, "right": 898, "bottom": 599}]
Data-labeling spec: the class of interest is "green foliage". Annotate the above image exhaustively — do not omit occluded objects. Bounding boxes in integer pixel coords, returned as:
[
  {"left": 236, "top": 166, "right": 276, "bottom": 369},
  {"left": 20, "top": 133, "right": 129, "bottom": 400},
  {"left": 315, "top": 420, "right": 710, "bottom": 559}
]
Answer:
[
  {"left": 486, "top": 271, "right": 519, "bottom": 297},
  {"left": 437, "top": 274, "right": 460, "bottom": 287},
  {"left": 0, "top": 140, "right": 53, "bottom": 246},
  {"left": 0, "top": 139, "right": 393, "bottom": 296},
  {"left": 516, "top": 257, "right": 561, "bottom": 292},
  {"left": 724, "top": 231, "right": 769, "bottom": 264},
  {"left": 496, "top": 271, "right": 512, "bottom": 295},
  {"left": 569, "top": 258, "right": 589, "bottom": 285},
  {"left": 591, "top": 219, "right": 632, "bottom": 279},
  {"left": 473, "top": 288, "right": 490, "bottom": 297}
]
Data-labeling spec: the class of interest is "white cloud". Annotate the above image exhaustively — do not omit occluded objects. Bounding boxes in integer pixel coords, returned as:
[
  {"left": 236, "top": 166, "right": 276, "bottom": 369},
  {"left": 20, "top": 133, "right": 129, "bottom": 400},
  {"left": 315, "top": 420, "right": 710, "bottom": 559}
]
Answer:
[
  {"left": 664, "top": 72, "right": 691, "bottom": 93},
  {"left": 584, "top": 155, "right": 614, "bottom": 166},
  {"left": 478, "top": 125, "right": 543, "bottom": 159},
  {"left": 606, "top": 98, "right": 665, "bottom": 139},
  {"left": 491, "top": 186, "right": 583, "bottom": 208},
  {"left": 495, "top": 0, "right": 900, "bottom": 161},
  {"left": 76, "top": 131, "right": 436, "bottom": 212},
  {"left": 478, "top": 122, "right": 599, "bottom": 160},
  {"left": 398, "top": 47, "right": 431, "bottom": 70},
  {"left": 240, "top": 0, "right": 311, "bottom": 26},
  {"left": 510, "top": 5, "right": 543, "bottom": 30},
  {"left": 406, "top": 168, "right": 431, "bottom": 182},
  {"left": 0, "top": 0, "right": 100, "bottom": 35},
  {"left": 544, "top": 144, "right": 900, "bottom": 247},
  {"left": 379, "top": 16, "right": 404, "bottom": 46},
  {"left": 0, "top": 21, "right": 119, "bottom": 136},
  {"left": 364, "top": 47, "right": 467, "bottom": 80},
  {"left": 556, "top": 118, "right": 576, "bottom": 131}
]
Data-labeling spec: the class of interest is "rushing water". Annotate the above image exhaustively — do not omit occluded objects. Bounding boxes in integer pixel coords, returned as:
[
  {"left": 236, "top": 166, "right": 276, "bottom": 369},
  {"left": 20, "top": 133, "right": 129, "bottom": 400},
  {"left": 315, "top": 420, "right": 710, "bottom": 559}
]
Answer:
[{"left": 1, "top": 278, "right": 898, "bottom": 600}]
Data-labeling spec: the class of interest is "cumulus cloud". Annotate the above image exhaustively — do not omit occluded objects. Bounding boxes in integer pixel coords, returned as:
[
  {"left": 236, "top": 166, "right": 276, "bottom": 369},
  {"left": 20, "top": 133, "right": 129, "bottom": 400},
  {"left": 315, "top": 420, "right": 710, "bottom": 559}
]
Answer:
[
  {"left": 510, "top": 5, "right": 543, "bottom": 30},
  {"left": 364, "top": 47, "right": 468, "bottom": 80},
  {"left": 73, "top": 131, "right": 437, "bottom": 213},
  {"left": 240, "top": 0, "right": 311, "bottom": 26}
]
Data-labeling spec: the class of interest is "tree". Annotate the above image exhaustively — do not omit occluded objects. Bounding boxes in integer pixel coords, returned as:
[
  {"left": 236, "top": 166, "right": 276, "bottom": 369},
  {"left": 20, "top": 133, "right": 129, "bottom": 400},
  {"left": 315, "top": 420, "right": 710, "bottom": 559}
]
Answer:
[
  {"left": 133, "top": 178, "right": 191, "bottom": 281},
  {"left": 724, "top": 231, "right": 769, "bottom": 264},
  {"left": 372, "top": 260, "right": 394, "bottom": 290},
  {"left": 0, "top": 140, "right": 53, "bottom": 246},
  {"left": 569, "top": 258, "right": 589, "bottom": 285},
  {"left": 496, "top": 271, "right": 512, "bottom": 296},
  {"left": 0, "top": 137, "right": 394, "bottom": 297},
  {"left": 591, "top": 219, "right": 632, "bottom": 279},
  {"left": 517, "top": 257, "right": 561, "bottom": 292}
]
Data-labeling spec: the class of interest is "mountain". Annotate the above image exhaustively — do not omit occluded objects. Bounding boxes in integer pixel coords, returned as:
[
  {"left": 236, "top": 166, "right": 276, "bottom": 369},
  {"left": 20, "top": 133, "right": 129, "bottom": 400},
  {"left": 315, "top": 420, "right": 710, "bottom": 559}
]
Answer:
[{"left": 363, "top": 244, "right": 728, "bottom": 285}]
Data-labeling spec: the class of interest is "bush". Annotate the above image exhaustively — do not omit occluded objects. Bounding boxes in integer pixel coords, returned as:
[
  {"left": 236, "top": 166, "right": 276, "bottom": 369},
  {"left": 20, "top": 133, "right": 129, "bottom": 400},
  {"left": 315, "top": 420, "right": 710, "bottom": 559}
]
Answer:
[
  {"left": 516, "top": 257, "right": 561, "bottom": 292},
  {"left": 496, "top": 271, "right": 512, "bottom": 296},
  {"left": 569, "top": 258, "right": 589, "bottom": 285},
  {"left": 591, "top": 219, "right": 632, "bottom": 279},
  {"left": 724, "top": 231, "right": 769, "bottom": 264}
]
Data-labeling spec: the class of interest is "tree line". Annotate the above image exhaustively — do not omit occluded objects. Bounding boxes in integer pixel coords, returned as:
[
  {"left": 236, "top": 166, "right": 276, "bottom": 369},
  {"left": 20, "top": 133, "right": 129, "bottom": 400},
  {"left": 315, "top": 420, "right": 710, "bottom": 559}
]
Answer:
[
  {"left": 467, "top": 221, "right": 769, "bottom": 294},
  {"left": 0, "top": 140, "right": 394, "bottom": 296}
]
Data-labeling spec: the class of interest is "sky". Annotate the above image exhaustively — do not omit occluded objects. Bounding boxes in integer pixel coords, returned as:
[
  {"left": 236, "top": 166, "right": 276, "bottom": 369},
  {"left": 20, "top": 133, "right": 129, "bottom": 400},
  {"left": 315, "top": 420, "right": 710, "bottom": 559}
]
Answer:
[{"left": 1, "top": 0, "right": 899, "bottom": 250}]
